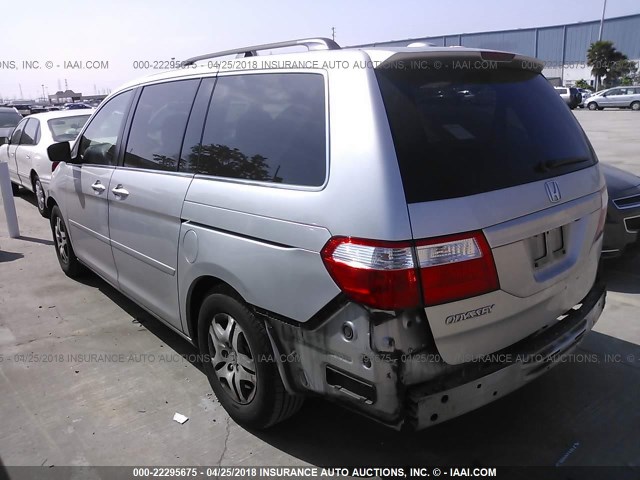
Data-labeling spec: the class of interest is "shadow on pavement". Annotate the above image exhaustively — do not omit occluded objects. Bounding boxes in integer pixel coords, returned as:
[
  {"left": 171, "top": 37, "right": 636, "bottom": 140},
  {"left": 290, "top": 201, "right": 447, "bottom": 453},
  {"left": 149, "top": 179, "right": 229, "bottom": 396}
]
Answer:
[
  {"left": 17, "top": 235, "right": 54, "bottom": 246},
  {"left": 73, "top": 272, "right": 203, "bottom": 374},
  {"left": 0, "top": 250, "right": 24, "bottom": 263}
]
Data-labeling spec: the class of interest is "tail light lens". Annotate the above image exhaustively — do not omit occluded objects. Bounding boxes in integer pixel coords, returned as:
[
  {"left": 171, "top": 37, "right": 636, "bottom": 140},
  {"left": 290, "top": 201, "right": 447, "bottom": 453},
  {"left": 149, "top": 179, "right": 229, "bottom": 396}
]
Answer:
[
  {"left": 320, "top": 237, "right": 420, "bottom": 310},
  {"left": 321, "top": 231, "right": 499, "bottom": 310},
  {"left": 416, "top": 232, "right": 499, "bottom": 306},
  {"left": 51, "top": 161, "right": 60, "bottom": 172}
]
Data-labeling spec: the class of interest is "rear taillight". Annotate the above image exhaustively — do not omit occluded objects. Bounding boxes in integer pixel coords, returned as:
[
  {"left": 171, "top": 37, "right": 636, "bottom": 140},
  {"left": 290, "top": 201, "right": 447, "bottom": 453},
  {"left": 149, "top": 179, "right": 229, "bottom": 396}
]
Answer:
[
  {"left": 416, "top": 231, "right": 499, "bottom": 306},
  {"left": 51, "top": 161, "right": 60, "bottom": 172},
  {"left": 594, "top": 186, "right": 608, "bottom": 242},
  {"left": 320, "top": 237, "right": 420, "bottom": 310},
  {"left": 320, "top": 231, "right": 499, "bottom": 310}
]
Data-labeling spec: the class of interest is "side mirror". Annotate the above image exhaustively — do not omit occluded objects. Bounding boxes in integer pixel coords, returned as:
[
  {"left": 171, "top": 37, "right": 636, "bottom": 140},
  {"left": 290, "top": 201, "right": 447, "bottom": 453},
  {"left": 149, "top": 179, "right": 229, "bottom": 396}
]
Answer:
[{"left": 47, "top": 141, "right": 72, "bottom": 163}]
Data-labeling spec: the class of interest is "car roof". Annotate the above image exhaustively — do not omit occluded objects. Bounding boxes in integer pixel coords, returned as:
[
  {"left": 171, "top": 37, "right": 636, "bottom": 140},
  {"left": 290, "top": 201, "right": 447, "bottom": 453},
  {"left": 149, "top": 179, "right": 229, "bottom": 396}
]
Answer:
[
  {"left": 23, "top": 109, "right": 95, "bottom": 121},
  {"left": 109, "top": 43, "right": 541, "bottom": 97}
]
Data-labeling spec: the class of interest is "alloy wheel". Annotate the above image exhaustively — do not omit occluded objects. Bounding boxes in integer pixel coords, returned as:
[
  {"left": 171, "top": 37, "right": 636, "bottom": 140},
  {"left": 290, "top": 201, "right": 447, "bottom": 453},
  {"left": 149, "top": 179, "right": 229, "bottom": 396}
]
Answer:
[{"left": 208, "top": 313, "right": 257, "bottom": 404}]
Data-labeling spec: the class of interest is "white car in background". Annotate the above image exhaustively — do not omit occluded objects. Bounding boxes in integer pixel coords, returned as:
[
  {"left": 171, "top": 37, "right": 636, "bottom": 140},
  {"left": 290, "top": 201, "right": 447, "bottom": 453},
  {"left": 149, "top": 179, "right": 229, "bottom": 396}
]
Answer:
[{"left": 0, "top": 110, "right": 93, "bottom": 217}]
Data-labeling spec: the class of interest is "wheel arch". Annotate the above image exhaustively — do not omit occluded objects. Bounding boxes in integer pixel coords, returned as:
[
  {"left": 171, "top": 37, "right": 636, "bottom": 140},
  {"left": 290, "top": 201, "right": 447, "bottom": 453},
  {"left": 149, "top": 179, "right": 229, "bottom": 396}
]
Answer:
[{"left": 186, "top": 275, "right": 239, "bottom": 346}]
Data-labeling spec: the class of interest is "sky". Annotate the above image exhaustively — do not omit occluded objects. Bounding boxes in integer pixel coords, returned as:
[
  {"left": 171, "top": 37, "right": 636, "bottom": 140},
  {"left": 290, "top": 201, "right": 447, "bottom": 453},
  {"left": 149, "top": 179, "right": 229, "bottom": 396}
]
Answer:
[{"left": 1, "top": 0, "right": 638, "bottom": 100}]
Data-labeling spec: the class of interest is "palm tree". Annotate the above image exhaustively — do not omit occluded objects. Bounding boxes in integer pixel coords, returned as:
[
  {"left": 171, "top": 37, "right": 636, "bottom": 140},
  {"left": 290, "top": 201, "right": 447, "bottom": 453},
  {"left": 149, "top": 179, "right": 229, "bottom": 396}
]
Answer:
[{"left": 586, "top": 41, "right": 628, "bottom": 90}]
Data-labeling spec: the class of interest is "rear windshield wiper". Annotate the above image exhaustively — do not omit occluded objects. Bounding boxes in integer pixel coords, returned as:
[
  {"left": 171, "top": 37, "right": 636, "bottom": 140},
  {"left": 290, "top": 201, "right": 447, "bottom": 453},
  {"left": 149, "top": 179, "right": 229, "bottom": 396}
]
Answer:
[{"left": 536, "top": 157, "right": 591, "bottom": 172}]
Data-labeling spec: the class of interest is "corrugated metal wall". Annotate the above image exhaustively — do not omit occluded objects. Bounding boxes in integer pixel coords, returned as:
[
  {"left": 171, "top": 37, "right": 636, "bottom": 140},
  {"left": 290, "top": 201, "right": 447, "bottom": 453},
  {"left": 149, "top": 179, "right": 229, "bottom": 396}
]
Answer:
[{"left": 359, "top": 14, "right": 640, "bottom": 61}]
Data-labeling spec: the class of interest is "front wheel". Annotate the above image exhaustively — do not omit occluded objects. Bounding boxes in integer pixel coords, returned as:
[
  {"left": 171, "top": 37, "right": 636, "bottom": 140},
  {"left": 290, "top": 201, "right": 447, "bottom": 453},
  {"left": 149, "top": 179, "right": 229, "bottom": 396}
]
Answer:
[
  {"left": 50, "top": 205, "right": 83, "bottom": 278},
  {"left": 631, "top": 101, "right": 640, "bottom": 111},
  {"left": 33, "top": 175, "right": 50, "bottom": 218},
  {"left": 587, "top": 102, "right": 598, "bottom": 111},
  {"left": 197, "top": 287, "right": 303, "bottom": 429}
]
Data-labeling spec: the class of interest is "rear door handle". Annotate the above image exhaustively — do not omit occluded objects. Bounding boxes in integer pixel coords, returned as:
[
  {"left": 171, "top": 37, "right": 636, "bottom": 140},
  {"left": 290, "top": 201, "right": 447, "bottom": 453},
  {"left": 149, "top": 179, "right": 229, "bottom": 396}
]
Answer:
[
  {"left": 25, "top": 155, "right": 31, "bottom": 159},
  {"left": 111, "top": 185, "right": 129, "bottom": 198},
  {"left": 91, "top": 181, "right": 106, "bottom": 194}
]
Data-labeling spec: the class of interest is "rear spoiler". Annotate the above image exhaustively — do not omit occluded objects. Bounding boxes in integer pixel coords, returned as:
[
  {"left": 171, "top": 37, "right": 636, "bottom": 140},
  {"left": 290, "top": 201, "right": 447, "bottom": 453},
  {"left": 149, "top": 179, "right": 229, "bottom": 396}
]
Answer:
[{"left": 376, "top": 50, "right": 544, "bottom": 74}]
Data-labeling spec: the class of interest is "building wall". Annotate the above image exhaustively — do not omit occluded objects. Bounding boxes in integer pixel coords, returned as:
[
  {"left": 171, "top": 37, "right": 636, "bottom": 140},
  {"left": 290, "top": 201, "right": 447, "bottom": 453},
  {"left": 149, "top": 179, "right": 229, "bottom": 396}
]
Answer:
[{"left": 357, "top": 14, "right": 640, "bottom": 86}]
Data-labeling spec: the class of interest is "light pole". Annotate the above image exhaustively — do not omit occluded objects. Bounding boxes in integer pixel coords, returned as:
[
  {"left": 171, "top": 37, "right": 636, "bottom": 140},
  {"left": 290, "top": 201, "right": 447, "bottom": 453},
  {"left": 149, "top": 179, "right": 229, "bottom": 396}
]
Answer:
[
  {"left": 598, "top": 0, "right": 608, "bottom": 41},
  {"left": 41, "top": 84, "right": 45, "bottom": 103}
]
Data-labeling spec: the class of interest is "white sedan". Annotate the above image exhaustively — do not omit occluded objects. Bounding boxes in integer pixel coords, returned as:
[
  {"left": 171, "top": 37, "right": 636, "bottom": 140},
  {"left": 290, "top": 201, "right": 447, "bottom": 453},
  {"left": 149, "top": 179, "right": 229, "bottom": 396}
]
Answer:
[{"left": 1, "top": 109, "right": 93, "bottom": 217}]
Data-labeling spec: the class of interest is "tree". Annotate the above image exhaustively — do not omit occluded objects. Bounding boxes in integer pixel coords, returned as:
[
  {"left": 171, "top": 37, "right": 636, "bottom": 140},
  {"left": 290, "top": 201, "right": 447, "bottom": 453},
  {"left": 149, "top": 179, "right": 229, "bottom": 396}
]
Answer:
[
  {"left": 586, "top": 41, "right": 630, "bottom": 90},
  {"left": 574, "top": 79, "right": 592, "bottom": 90}
]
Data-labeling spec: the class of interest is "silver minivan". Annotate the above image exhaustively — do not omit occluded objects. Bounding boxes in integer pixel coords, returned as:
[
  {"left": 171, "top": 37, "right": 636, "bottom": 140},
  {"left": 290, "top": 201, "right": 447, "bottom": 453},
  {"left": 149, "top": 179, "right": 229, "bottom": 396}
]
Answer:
[
  {"left": 586, "top": 86, "right": 640, "bottom": 110},
  {"left": 45, "top": 38, "right": 607, "bottom": 430}
]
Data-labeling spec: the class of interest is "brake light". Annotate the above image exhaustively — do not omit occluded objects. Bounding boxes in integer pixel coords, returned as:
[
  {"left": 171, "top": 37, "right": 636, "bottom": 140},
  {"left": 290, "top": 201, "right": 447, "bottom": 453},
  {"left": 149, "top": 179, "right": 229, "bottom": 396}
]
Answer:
[
  {"left": 320, "top": 237, "right": 420, "bottom": 310},
  {"left": 51, "top": 161, "right": 60, "bottom": 172},
  {"left": 416, "top": 231, "right": 499, "bottom": 306},
  {"left": 321, "top": 231, "right": 500, "bottom": 310},
  {"left": 594, "top": 186, "right": 608, "bottom": 242}
]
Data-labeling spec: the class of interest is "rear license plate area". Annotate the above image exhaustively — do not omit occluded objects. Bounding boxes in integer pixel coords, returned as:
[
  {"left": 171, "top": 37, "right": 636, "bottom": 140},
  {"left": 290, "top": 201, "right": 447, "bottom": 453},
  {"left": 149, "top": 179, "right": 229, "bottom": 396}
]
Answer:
[{"left": 531, "top": 226, "right": 566, "bottom": 268}]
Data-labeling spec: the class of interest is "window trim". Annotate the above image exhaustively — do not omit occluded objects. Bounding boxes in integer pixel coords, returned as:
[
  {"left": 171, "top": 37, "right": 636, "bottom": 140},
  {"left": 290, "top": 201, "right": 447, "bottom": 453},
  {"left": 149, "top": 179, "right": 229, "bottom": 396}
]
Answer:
[{"left": 187, "top": 69, "right": 330, "bottom": 191}]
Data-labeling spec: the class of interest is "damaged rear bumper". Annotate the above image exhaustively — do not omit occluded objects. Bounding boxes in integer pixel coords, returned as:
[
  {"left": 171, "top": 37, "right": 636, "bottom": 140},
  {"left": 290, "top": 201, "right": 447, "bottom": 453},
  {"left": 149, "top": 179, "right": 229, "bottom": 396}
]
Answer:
[{"left": 263, "top": 281, "right": 606, "bottom": 430}]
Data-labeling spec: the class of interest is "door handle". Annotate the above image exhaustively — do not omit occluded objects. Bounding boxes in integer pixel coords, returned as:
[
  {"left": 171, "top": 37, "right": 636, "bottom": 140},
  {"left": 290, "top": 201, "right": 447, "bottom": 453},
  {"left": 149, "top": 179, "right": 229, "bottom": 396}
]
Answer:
[
  {"left": 91, "top": 181, "right": 106, "bottom": 193},
  {"left": 26, "top": 155, "right": 30, "bottom": 159},
  {"left": 111, "top": 185, "right": 129, "bottom": 198}
]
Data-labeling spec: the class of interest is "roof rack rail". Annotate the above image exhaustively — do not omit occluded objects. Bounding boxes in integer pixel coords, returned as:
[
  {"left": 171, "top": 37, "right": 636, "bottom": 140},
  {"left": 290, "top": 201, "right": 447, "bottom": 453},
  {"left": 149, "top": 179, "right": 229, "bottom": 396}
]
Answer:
[{"left": 182, "top": 37, "right": 340, "bottom": 66}]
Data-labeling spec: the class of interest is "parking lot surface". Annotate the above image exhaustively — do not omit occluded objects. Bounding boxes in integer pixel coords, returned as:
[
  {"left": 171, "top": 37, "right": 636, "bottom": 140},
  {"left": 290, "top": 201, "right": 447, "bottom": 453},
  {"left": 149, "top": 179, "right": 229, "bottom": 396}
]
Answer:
[{"left": 1, "top": 110, "right": 639, "bottom": 469}]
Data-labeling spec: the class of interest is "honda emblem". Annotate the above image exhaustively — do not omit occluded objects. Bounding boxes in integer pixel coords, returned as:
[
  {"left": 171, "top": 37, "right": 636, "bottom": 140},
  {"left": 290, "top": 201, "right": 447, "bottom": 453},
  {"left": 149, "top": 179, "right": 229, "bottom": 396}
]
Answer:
[{"left": 545, "top": 181, "right": 561, "bottom": 203}]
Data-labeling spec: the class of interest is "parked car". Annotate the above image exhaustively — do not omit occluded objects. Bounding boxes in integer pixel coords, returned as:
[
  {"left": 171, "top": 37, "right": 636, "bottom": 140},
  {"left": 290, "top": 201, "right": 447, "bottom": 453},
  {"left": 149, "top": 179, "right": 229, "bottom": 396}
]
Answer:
[
  {"left": 0, "top": 106, "right": 22, "bottom": 144},
  {"left": 63, "top": 102, "right": 92, "bottom": 110},
  {"left": 600, "top": 163, "right": 640, "bottom": 257},
  {"left": 45, "top": 39, "right": 607, "bottom": 431},
  {"left": 554, "top": 86, "right": 582, "bottom": 109},
  {"left": 586, "top": 86, "right": 640, "bottom": 111},
  {"left": 1, "top": 110, "right": 92, "bottom": 216}
]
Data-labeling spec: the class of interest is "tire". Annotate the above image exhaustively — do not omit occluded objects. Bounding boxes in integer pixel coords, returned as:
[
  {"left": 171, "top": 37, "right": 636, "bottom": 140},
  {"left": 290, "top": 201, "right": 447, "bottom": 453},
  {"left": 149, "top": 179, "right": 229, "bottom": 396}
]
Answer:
[
  {"left": 631, "top": 101, "right": 640, "bottom": 111},
  {"left": 587, "top": 102, "right": 598, "bottom": 111},
  {"left": 33, "top": 175, "right": 50, "bottom": 218},
  {"left": 197, "top": 287, "right": 303, "bottom": 429},
  {"left": 50, "top": 205, "right": 83, "bottom": 278},
  {"left": 11, "top": 182, "right": 20, "bottom": 195}
]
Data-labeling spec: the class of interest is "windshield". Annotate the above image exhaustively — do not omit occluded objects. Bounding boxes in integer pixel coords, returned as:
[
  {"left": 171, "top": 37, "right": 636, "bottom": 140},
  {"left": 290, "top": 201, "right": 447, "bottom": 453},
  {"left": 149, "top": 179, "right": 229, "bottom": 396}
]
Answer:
[
  {"left": 48, "top": 115, "right": 91, "bottom": 142},
  {"left": 376, "top": 62, "right": 596, "bottom": 203},
  {"left": 0, "top": 111, "right": 22, "bottom": 128}
]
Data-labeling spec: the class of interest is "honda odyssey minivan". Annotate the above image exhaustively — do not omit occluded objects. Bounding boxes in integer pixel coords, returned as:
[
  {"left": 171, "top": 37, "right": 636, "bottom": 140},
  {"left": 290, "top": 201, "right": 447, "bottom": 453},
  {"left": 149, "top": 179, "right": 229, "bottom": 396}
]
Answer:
[{"left": 45, "top": 38, "right": 607, "bottom": 430}]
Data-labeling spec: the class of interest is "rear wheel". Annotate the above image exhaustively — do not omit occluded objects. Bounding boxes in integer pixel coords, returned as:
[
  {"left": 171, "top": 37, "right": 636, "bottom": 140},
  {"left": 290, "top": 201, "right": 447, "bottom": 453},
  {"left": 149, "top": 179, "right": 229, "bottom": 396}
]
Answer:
[
  {"left": 631, "top": 101, "right": 640, "bottom": 111},
  {"left": 50, "top": 205, "right": 83, "bottom": 278},
  {"left": 587, "top": 102, "right": 598, "bottom": 111},
  {"left": 197, "top": 287, "right": 303, "bottom": 429},
  {"left": 33, "top": 175, "right": 50, "bottom": 218}
]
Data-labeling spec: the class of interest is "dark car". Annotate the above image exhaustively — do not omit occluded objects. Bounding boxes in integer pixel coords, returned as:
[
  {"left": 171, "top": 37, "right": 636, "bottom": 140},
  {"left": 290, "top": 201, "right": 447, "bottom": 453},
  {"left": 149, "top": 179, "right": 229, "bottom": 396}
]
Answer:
[
  {"left": 601, "top": 163, "right": 640, "bottom": 257},
  {"left": 0, "top": 107, "right": 22, "bottom": 144},
  {"left": 63, "top": 103, "right": 92, "bottom": 110},
  {"left": 554, "top": 86, "right": 582, "bottom": 109}
]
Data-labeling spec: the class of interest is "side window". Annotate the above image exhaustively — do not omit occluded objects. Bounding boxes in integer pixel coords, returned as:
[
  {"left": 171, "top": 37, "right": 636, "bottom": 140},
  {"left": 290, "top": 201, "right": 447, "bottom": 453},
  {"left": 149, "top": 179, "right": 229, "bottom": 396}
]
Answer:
[
  {"left": 78, "top": 90, "right": 134, "bottom": 166},
  {"left": 21, "top": 119, "right": 39, "bottom": 145},
  {"left": 124, "top": 80, "right": 199, "bottom": 171},
  {"left": 188, "top": 73, "right": 326, "bottom": 187},
  {"left": 10, "top": 119, "right": 28, "bottom": 144}
]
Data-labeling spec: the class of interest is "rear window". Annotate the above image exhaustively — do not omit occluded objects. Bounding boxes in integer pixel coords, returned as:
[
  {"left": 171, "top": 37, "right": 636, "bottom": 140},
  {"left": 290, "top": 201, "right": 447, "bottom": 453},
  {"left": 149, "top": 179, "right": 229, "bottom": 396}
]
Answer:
[
  {"left": 377, "top": 63, "right": 596, "bottom": 203},
  {"left": 0, "top": 111, "right": 22, "bottom": 127},
  {"left": 48, "top": 115, "right": 91, "bottom": 142}
]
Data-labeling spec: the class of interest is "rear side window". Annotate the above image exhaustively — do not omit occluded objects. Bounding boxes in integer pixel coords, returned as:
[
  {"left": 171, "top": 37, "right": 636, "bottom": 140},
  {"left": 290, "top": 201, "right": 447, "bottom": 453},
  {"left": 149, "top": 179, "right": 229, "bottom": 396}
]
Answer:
[
  {"left": 21, "top": 118, "right": 39, "bottom": 145},
  {"left": 0, "top": 111, "right": 22, "bottom": 128},
  {"left": 125, "top": 80, "right": 200, "bottom": 171},
  {"left": 10, "top": 119, "right": 27, "bottom": 144},
  {"left": 376, "top": 63, "right": 596, "bottom": 203},
  {"left": 48, "top": 115, "right": 91, "bottom": 142},
  {"left": 185, "top": 73, "right": 326, "bottom": 187}
]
